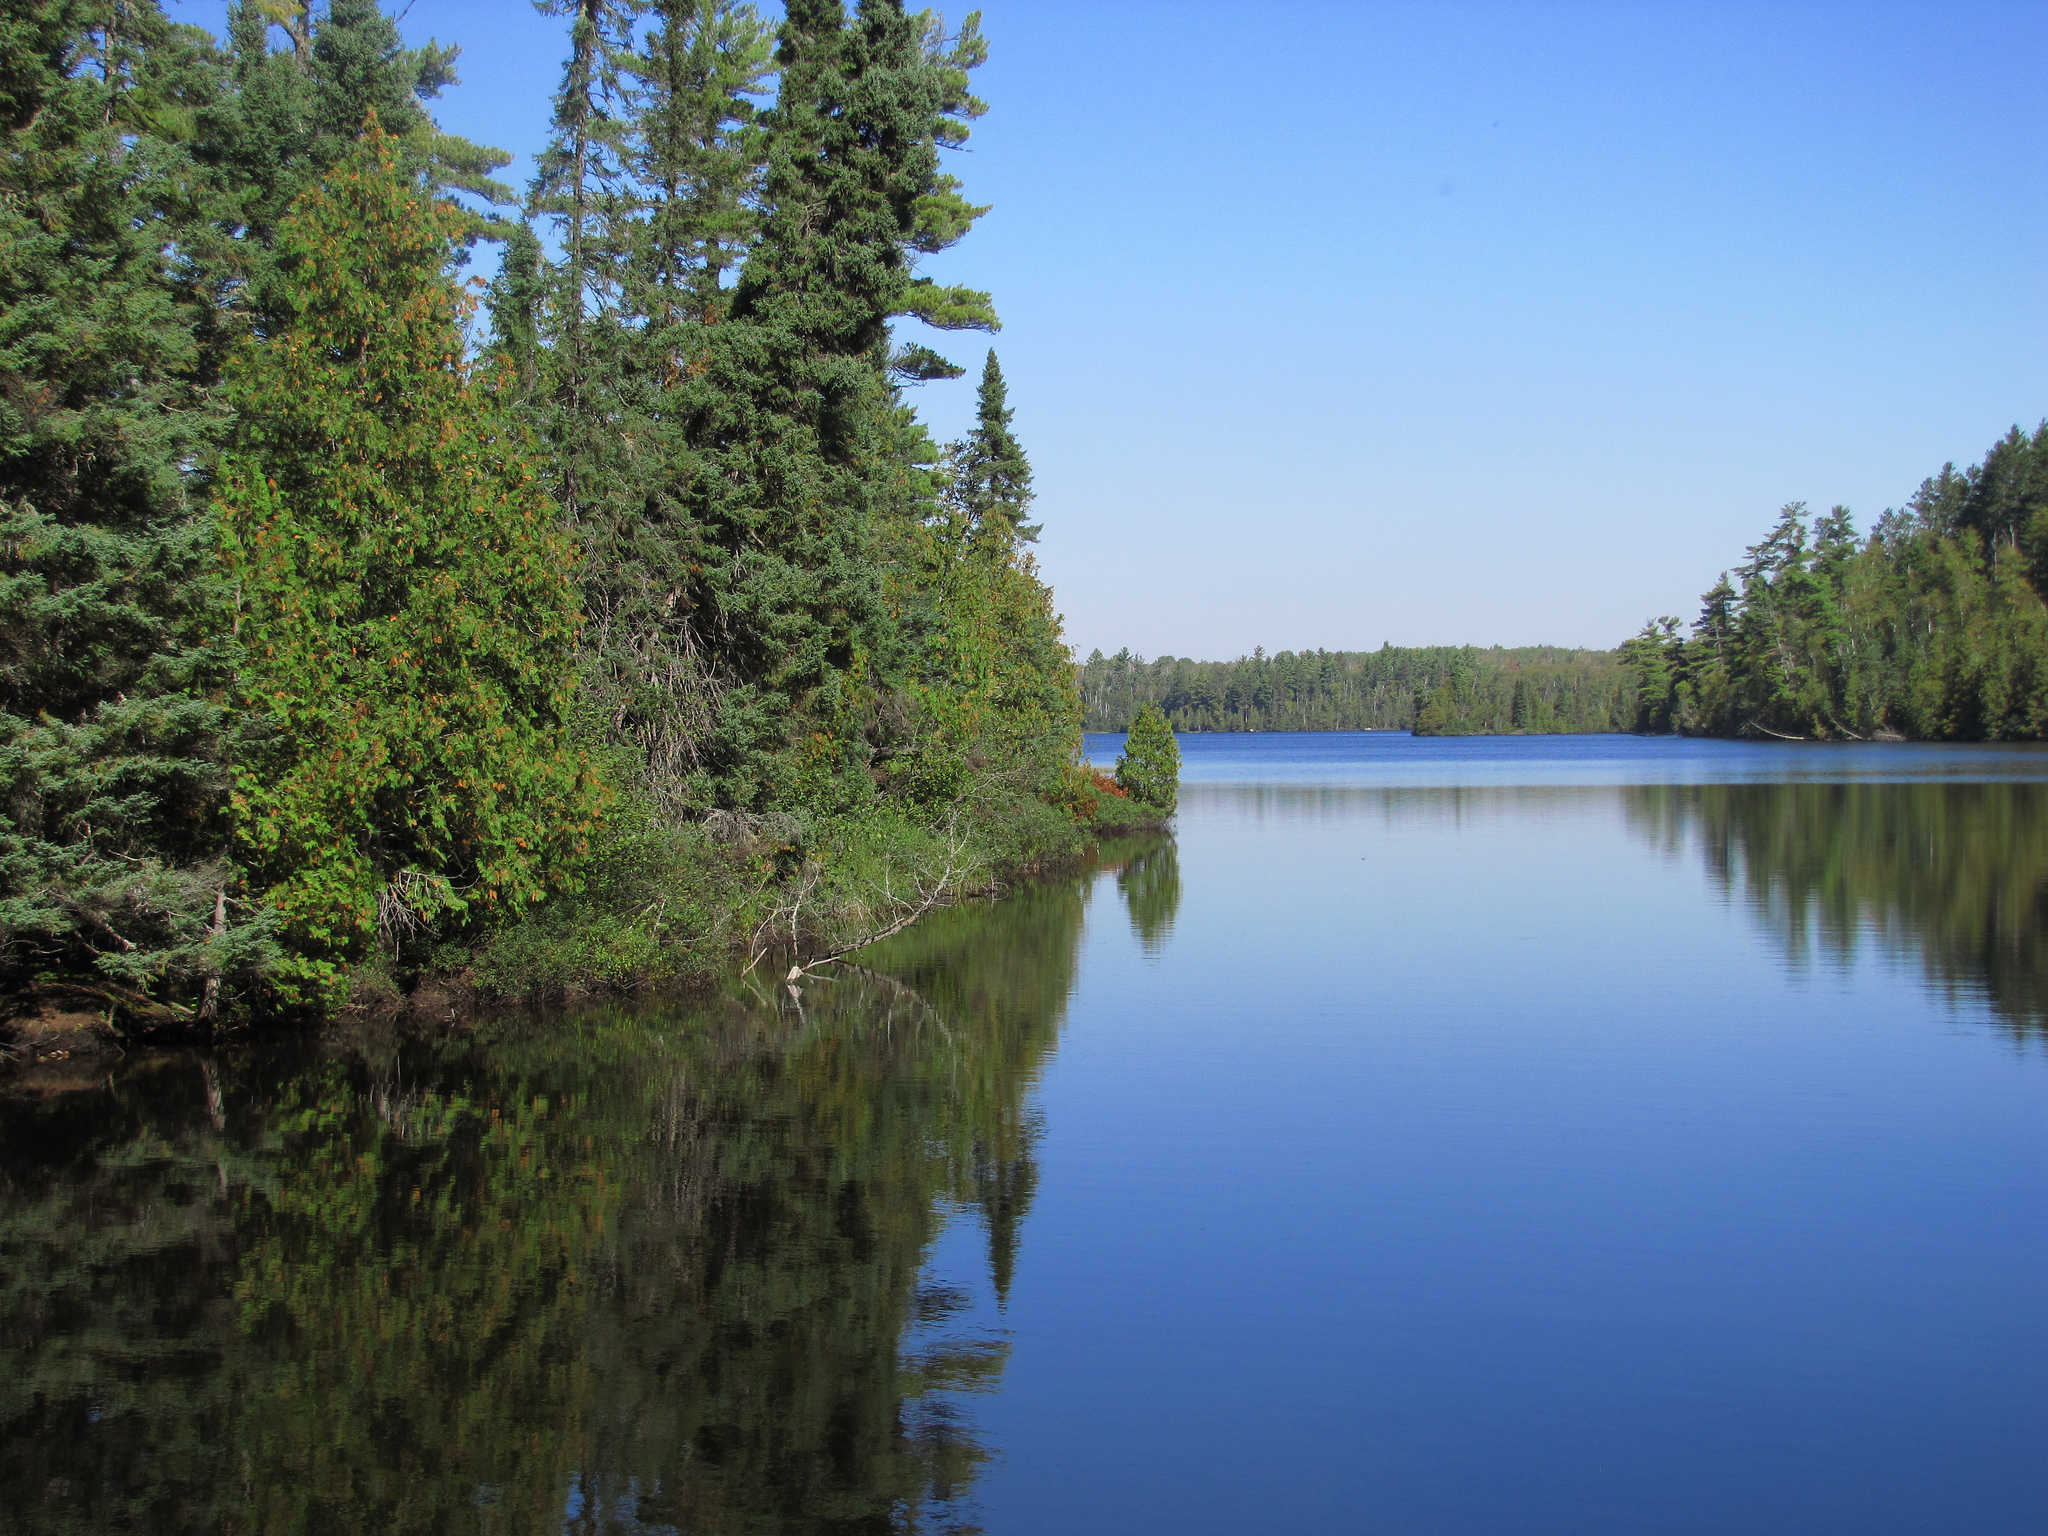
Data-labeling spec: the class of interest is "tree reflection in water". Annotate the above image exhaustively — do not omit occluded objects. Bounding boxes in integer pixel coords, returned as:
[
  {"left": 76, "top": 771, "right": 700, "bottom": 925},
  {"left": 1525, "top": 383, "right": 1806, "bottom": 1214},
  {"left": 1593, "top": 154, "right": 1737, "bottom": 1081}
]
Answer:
[
  {"left": 1110, "top": 838, "right": 1182, "bottom": 956},
  {"left": 1624, "top": 782, "right": 2048, "bottom": 1041},
  {"left": 0, "top": 859, "right": 1109, "bottom": 1534}
]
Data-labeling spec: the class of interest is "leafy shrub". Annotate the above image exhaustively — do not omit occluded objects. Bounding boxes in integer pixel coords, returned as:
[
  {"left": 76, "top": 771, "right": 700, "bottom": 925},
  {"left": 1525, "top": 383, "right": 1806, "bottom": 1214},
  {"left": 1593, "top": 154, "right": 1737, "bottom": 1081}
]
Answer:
[{"left": 1114, "top": 704, "right": 1180, "bottom": 812}]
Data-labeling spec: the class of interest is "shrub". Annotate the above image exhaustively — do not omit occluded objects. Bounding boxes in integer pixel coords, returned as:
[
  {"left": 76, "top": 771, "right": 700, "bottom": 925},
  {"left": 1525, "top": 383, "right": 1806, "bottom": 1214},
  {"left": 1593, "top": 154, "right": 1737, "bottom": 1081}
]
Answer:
[{"left": 1114, "top": 704, "right": 1180, "bottom": 813}]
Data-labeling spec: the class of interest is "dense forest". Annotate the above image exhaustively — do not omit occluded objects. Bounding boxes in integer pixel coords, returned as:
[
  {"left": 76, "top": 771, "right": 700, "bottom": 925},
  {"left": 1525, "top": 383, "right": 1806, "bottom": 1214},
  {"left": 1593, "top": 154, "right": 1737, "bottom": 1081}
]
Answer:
[
  {"left": 1618, "top": 424, "right": 2048, "bottom": 740},
  {"left": 1079, "top": 644, "right": 1635, "bottom": 735},
  {"left": 0, "top": 1, "right": 1153, "bottom": 1032}
]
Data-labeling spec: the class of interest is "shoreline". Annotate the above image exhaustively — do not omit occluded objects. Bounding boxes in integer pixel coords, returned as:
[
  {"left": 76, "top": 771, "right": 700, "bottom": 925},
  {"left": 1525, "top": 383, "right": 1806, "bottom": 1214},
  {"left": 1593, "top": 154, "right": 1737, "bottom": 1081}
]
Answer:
[{"left": 1, "top": 797, "right": 1174, "bottom": 1066}]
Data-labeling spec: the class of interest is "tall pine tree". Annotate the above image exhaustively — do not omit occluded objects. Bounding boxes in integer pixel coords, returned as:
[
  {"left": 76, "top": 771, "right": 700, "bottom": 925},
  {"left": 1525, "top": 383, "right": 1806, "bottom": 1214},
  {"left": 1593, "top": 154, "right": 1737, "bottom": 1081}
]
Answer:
[
  {"left": 678, "top": 0, "right": 945, "bottom": 809},
  {"left": 0, "top": 2, "right": 271, "bottom": 1024}
]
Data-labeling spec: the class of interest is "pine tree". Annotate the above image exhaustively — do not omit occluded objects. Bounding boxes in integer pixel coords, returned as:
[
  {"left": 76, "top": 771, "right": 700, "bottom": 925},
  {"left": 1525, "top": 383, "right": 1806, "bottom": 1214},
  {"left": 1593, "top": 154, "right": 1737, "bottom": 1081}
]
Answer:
[
  {"left": 631, "top": 0, "right": 772, "bottom": 327},
  {"left": 1675, "top": 574, "right": 1739, "bottom": 733},
  {"left": 679, "top": 0, "right": 947, "bottom": 809},
  {"left": 0, "top": 2, "right": 273, "bottom": 1024},
  {"left": 483, "top": 217, "right": 547, "bottom": 389},
  {"left": 217, "top": 0, "right": 513, "bottom": 336},
  {"left": 1618, "top": 619, "right": 1681, "bottom": 732},
  {"left": 216, "top": 119, "right": 598, "bottom": 997},
  {"left": 889, "top": 8, "right": 997, "bottom": 382},
  {"left": 529, "top": 0, "right": 645, "bottom": 526},
  {"left": 909, "top": 346, "right": 1075, "bottom": 796},
  {"left": 951, "top": 350, "right": 1038, "bottom": 549},
  {"left": 559, "top": 0, "right": 772, "bottom": 816}
]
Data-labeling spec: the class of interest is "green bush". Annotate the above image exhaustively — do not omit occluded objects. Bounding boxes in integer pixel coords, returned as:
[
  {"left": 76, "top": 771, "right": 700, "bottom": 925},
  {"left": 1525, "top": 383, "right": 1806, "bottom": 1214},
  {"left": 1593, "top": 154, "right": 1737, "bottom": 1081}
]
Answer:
[{"left": 1114, "top": 704, "right": 1181, "bottom": 813}]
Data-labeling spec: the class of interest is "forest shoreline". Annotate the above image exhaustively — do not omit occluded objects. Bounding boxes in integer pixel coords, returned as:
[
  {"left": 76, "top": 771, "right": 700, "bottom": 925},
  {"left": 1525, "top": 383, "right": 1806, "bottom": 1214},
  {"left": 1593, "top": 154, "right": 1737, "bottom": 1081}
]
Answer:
[
  {"left": 0, "top": 796, "right": 1173, "bottom": 1063},
  {"left": 4, "top": 5, "right": 1119, "bottom": 1035}
]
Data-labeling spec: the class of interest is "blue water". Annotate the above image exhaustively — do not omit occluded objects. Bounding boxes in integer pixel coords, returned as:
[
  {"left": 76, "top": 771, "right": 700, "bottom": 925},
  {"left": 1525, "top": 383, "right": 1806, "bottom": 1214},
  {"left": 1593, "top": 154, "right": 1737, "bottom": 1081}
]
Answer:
[
  {"left": 1088, "top": 726, "right": 2048, "bottom": 783},
  {"left": 947, "top": 732, "right": 2048, "bottom": 1531},
  {"left": 7, "top": 732, "right": 2046, "bottom": 1533}
]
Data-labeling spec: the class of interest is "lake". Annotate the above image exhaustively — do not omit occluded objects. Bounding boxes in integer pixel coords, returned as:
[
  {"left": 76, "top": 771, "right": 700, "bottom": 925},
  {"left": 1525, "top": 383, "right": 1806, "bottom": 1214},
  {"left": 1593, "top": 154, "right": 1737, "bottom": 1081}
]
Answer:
[{"left": 5, "top": 732, "right": 2046, "bottom": 1533}]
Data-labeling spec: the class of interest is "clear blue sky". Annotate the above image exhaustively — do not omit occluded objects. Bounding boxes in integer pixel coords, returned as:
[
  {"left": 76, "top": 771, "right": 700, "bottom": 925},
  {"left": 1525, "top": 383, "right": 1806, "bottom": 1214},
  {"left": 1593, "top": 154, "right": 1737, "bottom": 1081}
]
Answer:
[{"left": 171, "top": 1, "right": 2048, "bottom": 660}]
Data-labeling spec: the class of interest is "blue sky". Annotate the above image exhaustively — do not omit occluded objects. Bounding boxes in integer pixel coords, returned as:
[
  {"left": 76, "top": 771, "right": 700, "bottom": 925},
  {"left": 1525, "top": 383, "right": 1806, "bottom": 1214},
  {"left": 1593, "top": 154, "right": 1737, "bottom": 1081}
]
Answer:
[{"left": 171, "top": 1, "right": 2048, "bottom": 660}]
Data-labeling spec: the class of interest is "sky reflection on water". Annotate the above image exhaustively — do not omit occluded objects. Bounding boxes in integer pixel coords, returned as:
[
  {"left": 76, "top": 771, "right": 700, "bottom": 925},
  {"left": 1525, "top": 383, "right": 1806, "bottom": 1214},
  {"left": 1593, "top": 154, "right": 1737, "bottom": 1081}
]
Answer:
[{"left": 5, "top": 735, "right": 2046, "bottom": 1533}]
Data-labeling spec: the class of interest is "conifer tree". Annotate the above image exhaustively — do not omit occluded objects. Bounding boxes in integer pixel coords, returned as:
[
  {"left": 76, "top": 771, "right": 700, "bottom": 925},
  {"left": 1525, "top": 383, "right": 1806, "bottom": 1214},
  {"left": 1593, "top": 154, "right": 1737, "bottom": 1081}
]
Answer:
[
  {"left": 906, "top": 346, "right": 1075, "bottom": 794},
  {"left": 484, "top": 217, "right": 548, "bottom": 389},
  {"left": 218, "top": 0, "right": 513, "bottom": 335},
  {"left": 889, "top": 8, "right": 997, "bottom": 382},
  {"left": 679, "top": 0, "right": 948, "bottom": 809},
  {"left": 216, "top": 119, "right": 598, "bottom": 997},
  {"left": 1115, "top": 704, "right": 1180, "bottom": 813},
  {"left": 951, "top": 350, "right": 1038, "bottom": 550},
  {"left": 631, "top": 0, "right": 772, "bottom": 327},
  {"left": 0, "top": 2, "right": 272, "bottom": 1022},
  {"left": 528, "top": 0, "right": 645, "bottom": 525},
  {"left": 559, "top": 0, "right": 772, "bottom": 816}
]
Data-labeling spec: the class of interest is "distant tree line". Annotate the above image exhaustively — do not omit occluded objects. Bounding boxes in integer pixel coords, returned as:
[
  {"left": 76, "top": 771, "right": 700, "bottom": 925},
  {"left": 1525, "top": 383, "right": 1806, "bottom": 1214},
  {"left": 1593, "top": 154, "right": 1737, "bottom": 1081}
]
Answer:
[
  {"left": 1079, "top": 645, "right": 1634, "bottom": 735},
  {"left": 1087, "top": 420, "right": 2048, "bottom": 745},
  {"left": 1619, "top": 423, "right": 2048, "bottom": 740}
]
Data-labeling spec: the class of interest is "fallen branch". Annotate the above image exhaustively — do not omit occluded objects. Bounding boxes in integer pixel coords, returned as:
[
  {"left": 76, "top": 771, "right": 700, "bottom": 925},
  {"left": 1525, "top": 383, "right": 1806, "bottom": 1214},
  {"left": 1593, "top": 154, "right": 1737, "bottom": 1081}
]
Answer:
[
  {"left": 761, "top": 814, "right": 977, "bottom": 983},
  {"left": 1744, "top": 718, "right": 1809, "bottom": 742}
]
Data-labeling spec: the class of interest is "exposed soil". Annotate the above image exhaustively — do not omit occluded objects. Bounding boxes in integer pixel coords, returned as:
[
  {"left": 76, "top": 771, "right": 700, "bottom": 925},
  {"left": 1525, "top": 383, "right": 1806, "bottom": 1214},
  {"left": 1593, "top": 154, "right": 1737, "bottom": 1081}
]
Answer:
[{"left": 0, "top": 996, "right": 125, "bottom": 1092}]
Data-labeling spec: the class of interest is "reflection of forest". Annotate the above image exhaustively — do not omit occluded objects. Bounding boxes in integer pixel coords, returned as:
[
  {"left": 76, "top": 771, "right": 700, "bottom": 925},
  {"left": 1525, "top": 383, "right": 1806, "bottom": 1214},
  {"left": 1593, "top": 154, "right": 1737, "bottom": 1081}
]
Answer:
[
  {"left": 1180, "top": 782, "right": 1610, "bottom": 827},
  {"left": 1094, "top": 836, "right": 1180, "bottom": 954},
  {"left": 1624, "top": 783, "right": 2048, "bottom": 1039},
  {"left": 0, "top": 865, "right": 1102, "bottom": 1534}
]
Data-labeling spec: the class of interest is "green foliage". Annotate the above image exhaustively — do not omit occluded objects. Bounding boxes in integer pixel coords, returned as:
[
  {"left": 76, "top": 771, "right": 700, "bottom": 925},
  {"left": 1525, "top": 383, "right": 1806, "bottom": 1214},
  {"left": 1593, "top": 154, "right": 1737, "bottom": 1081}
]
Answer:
[
  {"left": 7, "top": 2, "right": 1099, "bottom": 1023},
  {"left": 1618, "top": 618, "right": 1683, "bottom": 733},
  {"left": 216, "top": 120, "right": 598, "bottom": 997},
  {"left": 543, "top": 0, "right": 773, "bottom": 819},
  {"left": 1083, "top": 643, "right": 1634, "bottom": 735},
  {"left": 0, "top": 2, "right": 279, "bottom": 1021},
  {"left": 670, "top": 0, "right": 942, "bottom": 811},
  {"left": 897, "top": 348, "right": 1079, "bottom": 816},
  {"left": 1115, "top": 703, "right": 1180, "bottom": 812},
  {"left": 469, "top": 745, "right": 764, "bottom": 994},
  {"left": 221, "top": 0, "right": 513, "bottom": 330},
  {"left": 1623, "top": 426, "right": 2048, "bottom": 742},
  {"left": 952, "top": 349, "right": 1038, "bottom": 548}
]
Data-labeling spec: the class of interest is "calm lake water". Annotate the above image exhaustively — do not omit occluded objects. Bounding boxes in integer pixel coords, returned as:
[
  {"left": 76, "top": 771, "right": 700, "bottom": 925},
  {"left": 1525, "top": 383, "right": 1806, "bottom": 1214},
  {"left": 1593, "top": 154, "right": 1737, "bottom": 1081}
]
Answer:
[{"left": 6, "top": 732, "right": 2047, "bottom": 1533}]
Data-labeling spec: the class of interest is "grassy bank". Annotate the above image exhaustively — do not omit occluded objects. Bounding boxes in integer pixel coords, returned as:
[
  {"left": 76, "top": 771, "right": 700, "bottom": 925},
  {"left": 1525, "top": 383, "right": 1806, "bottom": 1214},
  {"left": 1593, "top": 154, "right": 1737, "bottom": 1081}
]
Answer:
[{"left": 336, "top": 767, "right": 1170, "bottom": 1018}]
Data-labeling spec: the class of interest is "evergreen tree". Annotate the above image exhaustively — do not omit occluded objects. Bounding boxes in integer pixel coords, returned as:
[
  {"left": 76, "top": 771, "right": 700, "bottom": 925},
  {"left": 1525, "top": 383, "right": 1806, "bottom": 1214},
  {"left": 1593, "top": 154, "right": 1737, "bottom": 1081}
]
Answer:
[
  {"left": 215, "top": 119, "right": 598, "bottom": 997},
  {"left": 483, "top": 216, "right": 547, "bottom": 388},
  {"left": 951, "top": 350, "right": 1038, "bottom": 549},
  {"left": 3, "top": 1, "right": 1103, "bottom": 1024},
  {"left": 528, "top": 0, "right": 644, "bottom": 526},
  {"left": 1115, "top": 704, "right": 1180, "bottom": 813},
  {"left": 680, "top": 0, "right": 950, "bottom": 809},
  {"left": 1081, "top": 645, "right": 1634, "bottom": 735},
  {"left": 888, "top": 8, "right": 997, "bottom": 382},
  {"left": 904, "top": 349, "right": 1076, "bottom": 802},
  {"left": 1625, "top": 424, "right": 2048, "bottom": 743},
  {"left": 0, "top": 2, "right": 272, "bottom": 1024},
  {"left": 1618, "top": 619, "right": 1682, "bottom": 732},
  {"left": 563, "top": 0, "right": 772, "bottom": 817},
  {"left": 216, "top": 0, "right": 513, "bottom": 336},
  {"left": 631, "top": 0, "right": 772, "bottom": 327}
]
